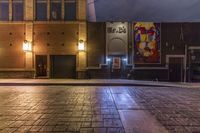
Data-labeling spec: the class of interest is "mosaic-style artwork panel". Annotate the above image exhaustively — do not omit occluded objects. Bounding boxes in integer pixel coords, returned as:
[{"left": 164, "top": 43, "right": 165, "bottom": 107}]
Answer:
[{"left": 134, "top": 22, "right": 161, "bottom": 64}]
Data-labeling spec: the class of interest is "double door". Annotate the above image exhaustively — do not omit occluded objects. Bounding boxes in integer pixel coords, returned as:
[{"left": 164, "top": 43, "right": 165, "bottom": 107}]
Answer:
[{"left": 36, "top": 55, "right": 76, "bottom": 78}]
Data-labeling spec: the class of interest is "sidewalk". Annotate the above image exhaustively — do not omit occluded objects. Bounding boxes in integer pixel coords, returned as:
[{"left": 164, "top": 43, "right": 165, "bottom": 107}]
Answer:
[{"left": 0, "top": 79, "right": 199, "bottom": 88}]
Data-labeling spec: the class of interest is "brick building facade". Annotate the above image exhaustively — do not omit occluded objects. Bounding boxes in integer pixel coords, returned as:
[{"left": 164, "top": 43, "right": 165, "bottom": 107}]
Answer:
[
  {"left": 87, "top": 22, "right": 200, "bottom": 82},
  {"left": 0, "top": 0, "right": 87, "bottom": 78},
  {"left": 0, "top": 1, "right": 200, "bottom": 82}
]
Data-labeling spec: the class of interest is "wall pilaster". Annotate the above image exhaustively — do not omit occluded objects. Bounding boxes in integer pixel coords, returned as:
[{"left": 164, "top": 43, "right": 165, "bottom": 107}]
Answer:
[
  {"left": 25, "top": 23, "right": 34, "bottom": 70},
  {"left": 24, "top": 0, "right": 34, "bottom": 21},
  {"left": 77, "top": 0, "right": 86, "bottom": 21}
]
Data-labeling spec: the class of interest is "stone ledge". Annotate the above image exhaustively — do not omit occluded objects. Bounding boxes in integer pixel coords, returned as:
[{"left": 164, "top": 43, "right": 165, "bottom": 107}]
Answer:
[{"left": 0, "top": 71, "right": 34, "bottom": 78}]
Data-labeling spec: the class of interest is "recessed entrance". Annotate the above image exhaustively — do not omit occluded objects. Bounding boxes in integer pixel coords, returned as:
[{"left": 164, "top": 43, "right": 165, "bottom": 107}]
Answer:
[
  {"left": 110, "top": 56, "right": 127, "bottom": 79},
  {"left": 50, "top": 55, "right": 76, "bottom": 79},
  {"left": 169, "top": 57, "right": 184, "bottom": 82},
  {"left": 36, "top": 55, "right": 47, "bottom": 77}
]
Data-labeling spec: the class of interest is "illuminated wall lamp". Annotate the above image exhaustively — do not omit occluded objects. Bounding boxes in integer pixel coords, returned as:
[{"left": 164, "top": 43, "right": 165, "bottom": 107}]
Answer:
[
  {"left": 123, "top": 58, "right": 127, "bottom": 62},
  {"left": 23, "top": 40, "right": 32, "bottom": 52},
  {"left": 106, "top": 58, "right": 111, "bottom": 62},
  {"left": 78, "top": 40, "right": 85, "bottom": 51}
]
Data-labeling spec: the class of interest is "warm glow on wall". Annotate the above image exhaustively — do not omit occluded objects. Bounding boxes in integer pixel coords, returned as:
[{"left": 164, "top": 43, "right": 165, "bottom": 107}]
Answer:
[
  {"left": 78, "top": 40, "right": 85, "bottom": 51},
  {"left": 23, "top": 40, "right": 32, "bottom": 52}
]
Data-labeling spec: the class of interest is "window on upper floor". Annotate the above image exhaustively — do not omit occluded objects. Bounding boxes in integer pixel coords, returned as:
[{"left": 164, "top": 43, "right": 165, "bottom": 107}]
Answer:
[
  {"left": 12, "top": 0, "right": 24, "bottom": 21},
  {"left": 36, "top": 0, "right": 47, "bottom": 21},
  {"left": 0, "top": 0, "right": 9, "bottom": 21},
  {"left": 64, "top": 0, "right": 76, "bottom": 21},
  {"left": 50, "top": 0, "right": 62, "bottom": 20}
]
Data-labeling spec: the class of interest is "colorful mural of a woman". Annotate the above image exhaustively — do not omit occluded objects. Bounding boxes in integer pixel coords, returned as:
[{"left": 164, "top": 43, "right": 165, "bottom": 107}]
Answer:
[{"left": 134, "top": 22, "right": 161, "bottom": 64}]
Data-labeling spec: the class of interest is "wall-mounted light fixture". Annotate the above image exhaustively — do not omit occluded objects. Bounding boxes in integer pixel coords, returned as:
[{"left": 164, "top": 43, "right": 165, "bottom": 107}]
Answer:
[
  {"left": 106, "top": 58, "right": 111, "bottom": 62},
  {"left": 191, "top": 55, "right": 196, "bottom": 61},
  {"left": 23, "top": 40, "right": 32, "bottom": 52},
  {"left": 123, "top": 58, "right": 127, "bottom": 62},
  {"left": 78, "top": 40, "right": 85, "bottom": 51},
  {"left": 166, "top": 42, "right": 169, "bottom": 47},
  {"left": 171, "top": 45, "right": 175, "bottom": 50}
]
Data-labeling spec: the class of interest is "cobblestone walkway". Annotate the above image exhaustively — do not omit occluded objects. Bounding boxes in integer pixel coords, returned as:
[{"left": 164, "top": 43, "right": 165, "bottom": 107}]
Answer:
[
  {"left": 0, "top": 86, "right": 124, "bottom": 133},
  {"left": 0, "top": 86, "right": 200, "bottom": 133},
  {"left": 130, "top": 87, "right": 200, "bottom": 133}
]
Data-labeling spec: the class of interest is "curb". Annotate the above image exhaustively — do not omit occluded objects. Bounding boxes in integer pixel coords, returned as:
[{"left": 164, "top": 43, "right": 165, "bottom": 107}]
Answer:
[{"left": 0, "top": 83, "right": 168, "bottom": 87}]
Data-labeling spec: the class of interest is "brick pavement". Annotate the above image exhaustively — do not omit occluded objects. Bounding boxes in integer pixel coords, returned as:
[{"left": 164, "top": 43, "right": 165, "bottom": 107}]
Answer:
[
  {"left": 0, "top": 86, "right": 200, "bottom": 133},
  {"left": 0, "top": 86, "right": 125, "bottom": 133},
  {"left": 129, "top": 87, "right": 200, "bottom": 133}
]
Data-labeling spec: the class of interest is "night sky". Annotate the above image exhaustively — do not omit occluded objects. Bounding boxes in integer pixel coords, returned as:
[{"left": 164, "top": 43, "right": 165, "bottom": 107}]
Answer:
[{"left": 87, "top": 0, "right": 200, "bottom": 22}]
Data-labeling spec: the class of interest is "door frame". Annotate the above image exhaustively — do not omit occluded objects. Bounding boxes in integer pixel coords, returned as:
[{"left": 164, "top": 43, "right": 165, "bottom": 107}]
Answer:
[
  {"left": 109, "top": 55, "right": 127, "bottom": 79},
  {"left": 166, "top": 55, "right": 185, "bottom": 82},
  {"left": 188, "top": 46, "right": 200, "bottom": 82},
  {"left": 35, "top": 55, "right": 48, "bottom": 78}
]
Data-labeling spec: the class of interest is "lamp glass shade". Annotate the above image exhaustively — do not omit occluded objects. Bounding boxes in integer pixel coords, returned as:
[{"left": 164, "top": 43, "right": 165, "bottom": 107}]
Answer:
[
  {"left": 23, "top": 41, "right": 32, "bottom": 52},
  {"left": 78, "top": 41, "right": 85, "bottom": 51}
]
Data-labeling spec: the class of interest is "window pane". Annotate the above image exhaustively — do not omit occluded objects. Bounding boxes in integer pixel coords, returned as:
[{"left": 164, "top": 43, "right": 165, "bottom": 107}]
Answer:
[
  {"left": 64, "top": 0, "right": 76, "bottom": 21},
  {"left": 12, "top": 0, "right": 24, "bottom": 21},
  {"left": 50, "top": 0, "right": 61, "bottom": 20},
  {"left": 36, "top": 0, "right": 47, "bottom": 20},
  {"left": 0, "top": 0, "right": 9, "bottom": 21}
]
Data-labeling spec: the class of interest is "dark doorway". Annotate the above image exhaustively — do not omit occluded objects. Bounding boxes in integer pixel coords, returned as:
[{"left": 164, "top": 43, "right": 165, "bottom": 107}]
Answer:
[
  {"left": 169, "top": 58, "right": 184, "bottom": 82},
  {"left": 36, "top": 55, "right": 47, "bottom": 77},
  {"left": 50, "top": 55, "right": 76, "bottom": 78},
  {"left": 110, "top": 56, "right": 126, "bottom": 79}
]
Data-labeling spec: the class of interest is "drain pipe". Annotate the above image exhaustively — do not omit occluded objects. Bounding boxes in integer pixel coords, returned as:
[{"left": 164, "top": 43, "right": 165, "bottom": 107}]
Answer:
[{"left": 184, "top": 44, "right": 187, "bottom": 83}]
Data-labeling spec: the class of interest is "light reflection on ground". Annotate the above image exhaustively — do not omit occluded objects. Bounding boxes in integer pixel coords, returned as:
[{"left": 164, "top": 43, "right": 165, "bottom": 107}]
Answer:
[{"left": 0, "top": 86, "right": 200, "bottom": 133}]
